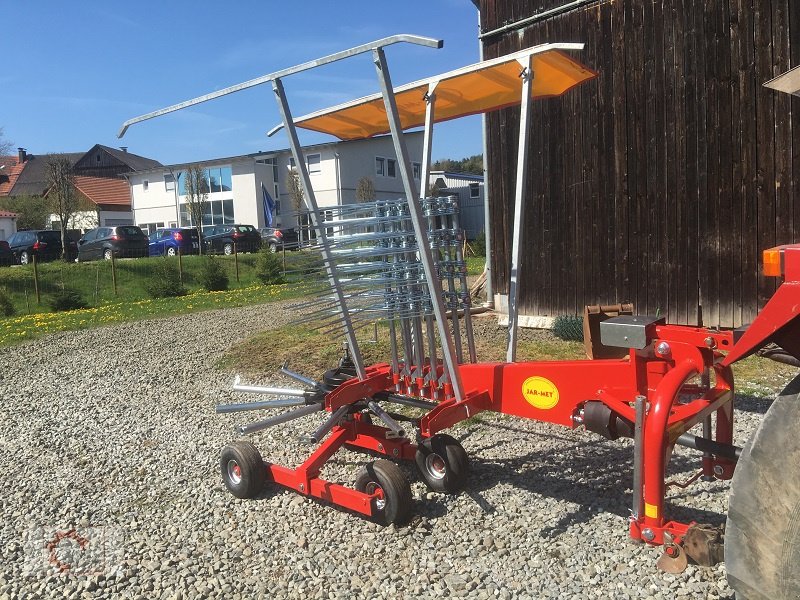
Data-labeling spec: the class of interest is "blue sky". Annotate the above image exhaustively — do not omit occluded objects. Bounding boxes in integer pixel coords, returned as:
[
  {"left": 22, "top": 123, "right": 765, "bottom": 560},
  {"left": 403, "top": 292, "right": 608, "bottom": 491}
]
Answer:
[{"left": 1, "top": 1, "right": 483, "bottom": 165}]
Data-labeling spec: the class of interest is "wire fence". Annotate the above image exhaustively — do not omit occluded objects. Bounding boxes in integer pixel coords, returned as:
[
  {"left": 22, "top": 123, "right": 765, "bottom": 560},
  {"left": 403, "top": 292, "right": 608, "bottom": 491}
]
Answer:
[{"left": 0, "top": 248, "right": 325, "bottom": 315}]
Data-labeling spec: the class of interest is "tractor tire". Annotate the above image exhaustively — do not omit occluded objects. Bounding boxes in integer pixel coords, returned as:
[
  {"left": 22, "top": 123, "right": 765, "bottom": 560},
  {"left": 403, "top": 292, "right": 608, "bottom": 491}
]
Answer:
[
  {"left": 220, "top": 441, "right": 266, "bottom": 500},
  {"left": 725, "top": 374, "right": 800, "bottom": 600},
  {"left": 415, "top": 433, "right": 469, "bottom": 493},
  {"left": 354, "top": 459, "right": 412, "bottom": 526}
]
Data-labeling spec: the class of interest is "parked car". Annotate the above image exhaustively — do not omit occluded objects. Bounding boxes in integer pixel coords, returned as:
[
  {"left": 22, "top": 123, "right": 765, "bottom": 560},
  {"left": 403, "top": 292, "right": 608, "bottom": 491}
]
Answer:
[
  {"left": 259, "top": 227, "right": 299, "bottom": 252},
  {"left": 77, "top": 225, "right": 149, "bottom": 262},
  {"left": 7, "top": 230, "right": 77, "bottom": 265},
  {"left": 203, "top": 224, "right": 262, "bottom": 255},
  {"left": 0, "top": 240, "right": 13, "bottom": 266},
  {"left": 148, "top": 228, "right": 200, "bottom": 257}
]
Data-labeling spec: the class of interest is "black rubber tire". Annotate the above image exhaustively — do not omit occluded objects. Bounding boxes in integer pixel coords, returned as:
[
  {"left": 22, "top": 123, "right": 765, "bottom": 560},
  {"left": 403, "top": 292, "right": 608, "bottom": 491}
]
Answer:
[
  {"left": 415, "top": 433, "right": 469, "bottom": 493},
  {"left": 220, "top": 441, "right": 266, "bottom": 500},
  {"left": 166, "top": 247, "right": 177, "bottom": 257},
  {"left": 725, "top": 374, "right": 800, "bottom": 600},
  {"left": 19, "top": 251, "right": 29, "bottom": 265},
  {"left": 103, "top": 248, "right": 113, "bottom": 261},
  {"left": 268, "top": 242, "right": 277, "bottom": 253},
  {"left": 223, "top": 243, "right": 233, "bottom": 256},
  {"left": 354, "top": 459, "right": 412, "bottom": 526}
]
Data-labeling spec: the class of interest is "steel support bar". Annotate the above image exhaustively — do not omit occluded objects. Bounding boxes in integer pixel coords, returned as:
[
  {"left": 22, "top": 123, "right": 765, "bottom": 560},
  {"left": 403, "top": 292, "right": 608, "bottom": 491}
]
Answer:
[
  {"left": 118, "top": 34, "right": 443, "bottom": 138},
  {"left": 237, "top": 403, "right": 323, "bottom": 435},
  {"left": 367, "top": 400, "right": 407, "bottom": 437},
  {"left": 232, "top": 376, "right": 308, "bottom": 397},
  {"left": 506, "top": 58, "right": 534, "bottom": 363},
  {"left": 216, "top": 398, "right": 309, "bottom": 413},
  {"left": 273, "top": 77, "right": 367, "bottom": 380},
  {"left": 675, "top": 433, "right": 742, "bottom": 461},
  {"left": 632, "top": 394, "right": 646, "bottom": 520},
  {"left": 420, "top": 84, "right": 437, "bottom": 192},
  {"left": 372, "top": 46, "right": 465, "bottom": 401},
  {"left": 280, "top": 365, "right": 320, "bottom": 389}
]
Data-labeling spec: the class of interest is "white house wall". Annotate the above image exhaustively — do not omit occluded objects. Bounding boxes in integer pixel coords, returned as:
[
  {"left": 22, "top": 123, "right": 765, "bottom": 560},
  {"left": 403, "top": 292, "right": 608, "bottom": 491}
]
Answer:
[
  {"left": 128, "top": 133, "right": 424, "bottom": 232},
  {"left": 0, "top": 217, "right": 17, "bottom": 241}
]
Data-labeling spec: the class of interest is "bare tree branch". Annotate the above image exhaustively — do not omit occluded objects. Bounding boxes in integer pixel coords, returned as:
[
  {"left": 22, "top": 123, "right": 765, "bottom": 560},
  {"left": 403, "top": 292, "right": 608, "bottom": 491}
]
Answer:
[
  {"left": 0, "top": 127, "right": 12, "bottom": 157},
  {"left": 183, "top": 165, "right": 209, "bottom": 254},
  {"left": 45, "top": 155, "right": 78, "bottom": 259}
]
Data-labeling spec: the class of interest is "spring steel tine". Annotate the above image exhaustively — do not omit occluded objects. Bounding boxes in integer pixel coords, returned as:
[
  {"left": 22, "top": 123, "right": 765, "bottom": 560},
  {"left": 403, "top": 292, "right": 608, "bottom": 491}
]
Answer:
[
  {"left": 237, "top": 403, "right": 323, "bottom": 435},
  {"left": 318, "top": 317, "right": 382, "bottom": 339},
  {"left": 216, "top": 398, "right": 309, "bottom": 413}
]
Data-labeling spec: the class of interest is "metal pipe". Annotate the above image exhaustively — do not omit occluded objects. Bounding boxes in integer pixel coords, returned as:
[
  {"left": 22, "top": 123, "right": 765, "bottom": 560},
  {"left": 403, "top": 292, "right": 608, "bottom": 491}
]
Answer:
[
  {"left": 675, "top": 433, "right": 742, "bottom": 461},
  {"left": 479, "top": 0, "right": 599, "bottom": 40},
  {"left": 273, "top": 76, "right": 367, "bottom": 380},
  {"left": 232, "top": 376, "right": 308, "bottom": 397},
  {"left": 306, "top": 405, "right": 352, "bottom": 444},
  {"left": 280, "top": 365, "right": 319, "bottom": 388},
  {"left": 119, "top": 34, "right": 443, "bottom": 138},
  {"left": 367, "top": 401, "right": 406, "bottom": 437},
  {"left": 237, "top": 403, "right": 323, "bottom": 435},
  {"left": 632, "top": 395, "right": 646, "bottom": 520},
  {"left": 506, "top": 59, "right": 534, "bottom": 363},
  {"left": 216, "top": 398, "right": 309, "bottom": 413},
  {"left": 477, "top": 13, "right": 493, "bottom": 309}
]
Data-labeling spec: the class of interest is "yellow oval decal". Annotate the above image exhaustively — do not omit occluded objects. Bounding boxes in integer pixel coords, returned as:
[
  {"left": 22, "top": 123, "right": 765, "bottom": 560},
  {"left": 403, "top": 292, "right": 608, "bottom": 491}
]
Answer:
[{"left": 522, "top": 376, "right": 559, "bottom": 410}]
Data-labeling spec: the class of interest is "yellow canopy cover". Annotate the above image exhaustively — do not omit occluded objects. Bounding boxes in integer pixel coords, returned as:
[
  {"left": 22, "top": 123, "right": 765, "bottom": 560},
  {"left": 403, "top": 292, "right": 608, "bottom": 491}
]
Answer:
[{"left": 287, "top": 44, "right": 597, "bottom": 141}]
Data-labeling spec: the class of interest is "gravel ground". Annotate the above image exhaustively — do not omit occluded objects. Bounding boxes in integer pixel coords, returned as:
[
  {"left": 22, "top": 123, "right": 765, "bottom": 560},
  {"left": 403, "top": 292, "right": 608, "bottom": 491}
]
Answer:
[{"left": 0, "top": 304, "right": 784, "bottom": 599}]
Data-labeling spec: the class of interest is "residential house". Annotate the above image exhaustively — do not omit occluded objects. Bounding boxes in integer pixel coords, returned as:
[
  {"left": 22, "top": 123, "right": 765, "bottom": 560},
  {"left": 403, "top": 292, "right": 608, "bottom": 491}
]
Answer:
[
  {"left": 428, "top": 170, "right": 485, "bottom": 239},
  {"left": 126, "top": 133, "right": 424, "bottom": 234},
  {"left": 0, "top": 145, "right": 161, "bottom": 230},
  {"left": 0, "top": 210, "right": 18, "bottom": 241}
]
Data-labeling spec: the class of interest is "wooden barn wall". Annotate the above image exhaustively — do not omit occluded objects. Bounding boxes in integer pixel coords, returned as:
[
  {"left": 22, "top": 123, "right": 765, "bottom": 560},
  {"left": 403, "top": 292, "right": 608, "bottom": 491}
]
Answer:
[{"left": 480, "top": 0, "right": 800, "bottom": 328}]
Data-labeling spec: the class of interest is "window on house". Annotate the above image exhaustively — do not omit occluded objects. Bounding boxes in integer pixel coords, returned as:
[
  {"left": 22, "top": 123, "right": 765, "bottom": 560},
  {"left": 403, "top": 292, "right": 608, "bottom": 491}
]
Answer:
[
  {"left": 387, "top": 159, "right": 396, "bottom": 178},
  {"left": 375, "top": 157, "right": 385, "bottom": 176},
  {"left": 164, "top": 174, "right": 175, "bottom": 191},
  {"left": 179, "top": 199, "right": 235, "bottom": 228},
  {"left": 307, "top": 153, "right": 321, "bottom": 174},
  {"left": 412, "top": 162, "right": 421, "bottom": 180},
  {"left": 469, "top": 183, "right": 480, "bottom": 198},
  {"left": 143, "top": 180, "right": 149, "bottom": 192},
  {"left": 289, "top": 157, "right": 296, "bottom": 169}
]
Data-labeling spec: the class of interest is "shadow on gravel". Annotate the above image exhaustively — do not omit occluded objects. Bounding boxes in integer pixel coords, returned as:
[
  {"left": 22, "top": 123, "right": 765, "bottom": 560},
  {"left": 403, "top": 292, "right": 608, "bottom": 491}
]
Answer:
[
  {"left": 733, "top": 393, "right": 773, "bottom": 415},
  {"left": 440, "top": 424, "right": 728, "bottom": 540}
]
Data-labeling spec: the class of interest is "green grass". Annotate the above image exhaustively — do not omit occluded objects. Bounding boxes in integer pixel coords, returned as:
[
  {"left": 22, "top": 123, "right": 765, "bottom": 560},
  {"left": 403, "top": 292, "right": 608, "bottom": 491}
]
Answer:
[
  {"left": 0, "top": 282, "right": 312, "bottom": 346},
  {"left": 0, "top": 251, "right": 321, "bottom": 316}
]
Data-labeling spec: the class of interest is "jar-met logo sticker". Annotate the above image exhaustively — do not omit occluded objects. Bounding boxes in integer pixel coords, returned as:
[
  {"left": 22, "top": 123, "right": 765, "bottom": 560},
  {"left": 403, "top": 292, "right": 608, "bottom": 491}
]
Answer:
[{"left": 521, "top": 376, "right": 559, "bottom": 409}]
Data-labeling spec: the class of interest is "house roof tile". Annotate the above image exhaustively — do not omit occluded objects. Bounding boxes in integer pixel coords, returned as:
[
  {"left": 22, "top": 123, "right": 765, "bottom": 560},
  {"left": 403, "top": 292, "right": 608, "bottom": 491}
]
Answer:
[{"left": 73, "top": 175, "right": 131, "bottom": 208}]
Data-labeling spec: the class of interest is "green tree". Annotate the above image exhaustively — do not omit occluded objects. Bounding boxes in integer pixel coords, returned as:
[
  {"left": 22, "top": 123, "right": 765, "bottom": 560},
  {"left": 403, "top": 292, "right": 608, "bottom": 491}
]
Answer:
[
  {"left": 0, "top": 195, "right": 50, "bottom": 230},
  {"left": 184, "top": 165, "right": 209, "bottom": 254},
  {"left": 431, "top": 154, "right": 484, "bottom": 175}
]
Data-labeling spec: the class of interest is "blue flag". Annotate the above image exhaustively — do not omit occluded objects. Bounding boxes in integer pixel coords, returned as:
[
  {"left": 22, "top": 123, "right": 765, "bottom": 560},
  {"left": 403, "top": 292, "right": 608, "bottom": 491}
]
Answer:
[{"left": 261, "top": 182, "right": 275, "bottom": 227}]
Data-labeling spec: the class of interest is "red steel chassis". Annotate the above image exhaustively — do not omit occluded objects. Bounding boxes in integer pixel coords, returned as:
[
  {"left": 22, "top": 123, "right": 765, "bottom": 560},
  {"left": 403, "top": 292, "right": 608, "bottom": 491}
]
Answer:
[{"left": 258, "top": 245, "right": 800, "bottom": 547}]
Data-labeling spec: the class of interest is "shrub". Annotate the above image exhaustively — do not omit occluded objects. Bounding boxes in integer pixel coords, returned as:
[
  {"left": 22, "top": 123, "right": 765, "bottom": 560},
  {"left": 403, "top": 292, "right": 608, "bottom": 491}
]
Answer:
[
  {"left": 552, "top": 314, "right": 584, "bottom": 342},
  {"left": 199, "top": 256, "right": 229, "bottom": 291},
  {"left": 145, "top": 260, "right": 187, "bottom": 298},
  {"left": 49, "top": 287, "right": 88, "bottom": 312},
  {"left": 0, "top": 288, "right": 14, "bottom": 317},
  {"left": 255, "top": 248, "right": 285, "bottom": 285},
  {"left": 470, "top": 231, "right": 486, "bottom": 257}
]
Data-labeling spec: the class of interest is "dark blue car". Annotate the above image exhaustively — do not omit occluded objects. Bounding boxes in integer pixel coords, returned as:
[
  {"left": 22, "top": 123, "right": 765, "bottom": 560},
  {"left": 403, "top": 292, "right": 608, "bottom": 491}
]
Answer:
[{"left": 148, "top": 228, "right": 200, "bottom": 257}]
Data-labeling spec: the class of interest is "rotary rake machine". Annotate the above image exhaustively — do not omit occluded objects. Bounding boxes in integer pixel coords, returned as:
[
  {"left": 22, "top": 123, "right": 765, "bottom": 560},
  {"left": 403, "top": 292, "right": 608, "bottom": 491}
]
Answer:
[{"left": 119, "top": 35, "right": 800, "bottom": 595}]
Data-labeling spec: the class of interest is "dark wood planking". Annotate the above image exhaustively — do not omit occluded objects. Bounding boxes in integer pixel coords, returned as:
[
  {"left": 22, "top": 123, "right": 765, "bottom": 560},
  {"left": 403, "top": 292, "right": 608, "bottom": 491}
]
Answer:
[{"left": 480, "top": 0, "right": 797, "bottom": 327}]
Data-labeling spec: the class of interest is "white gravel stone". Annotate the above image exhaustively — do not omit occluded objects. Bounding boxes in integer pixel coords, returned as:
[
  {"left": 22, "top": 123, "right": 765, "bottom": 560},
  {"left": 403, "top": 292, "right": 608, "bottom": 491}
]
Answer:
[{"left": 0, "top": 303, "right": 785, "bottom": 599}]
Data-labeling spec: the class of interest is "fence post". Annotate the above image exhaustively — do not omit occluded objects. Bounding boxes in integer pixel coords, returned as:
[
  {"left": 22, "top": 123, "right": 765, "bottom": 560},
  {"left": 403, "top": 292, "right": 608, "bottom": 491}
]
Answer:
[
  {"left": 234, "top": 242, "right": 240, "bottom": 283},
  {"left": 178, "top": 247, "right": 184, "bottom": 283},
  {"left": 32, "top": 255, "right": 40, "bottom": 304},
  {"left": 111, "top": 251, "right": 118, "bottom": 296}
]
